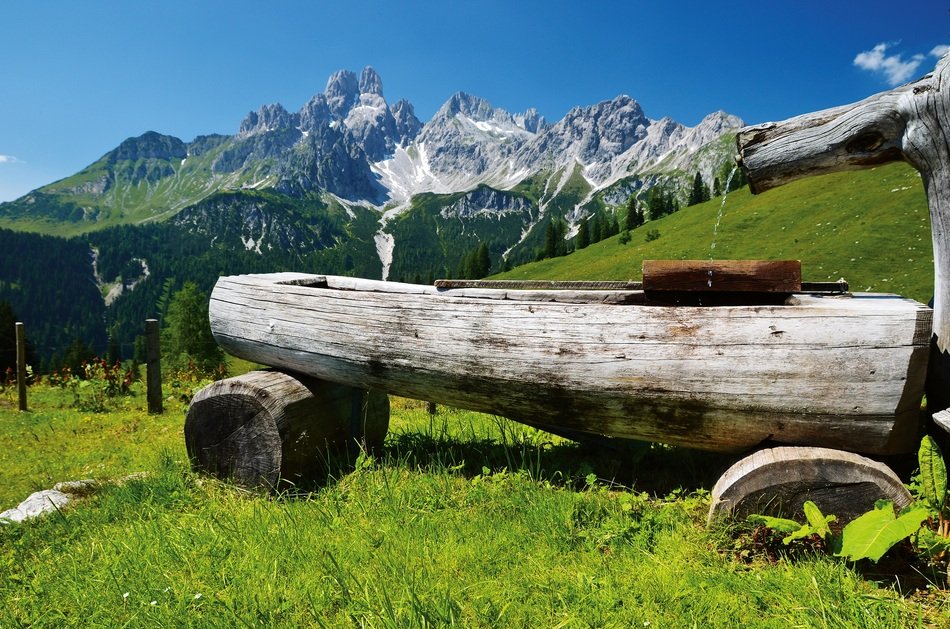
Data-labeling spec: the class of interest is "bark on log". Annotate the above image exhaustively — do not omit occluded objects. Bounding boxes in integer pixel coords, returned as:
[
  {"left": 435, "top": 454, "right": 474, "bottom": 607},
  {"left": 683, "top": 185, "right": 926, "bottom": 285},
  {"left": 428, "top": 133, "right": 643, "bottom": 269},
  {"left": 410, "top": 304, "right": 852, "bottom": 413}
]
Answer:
[
  {"left": 184, "top": 370, "right": 389, "bottom": 489},
  {"left": 736, "top": 53, "right": 950, "bottom": 416},
  {"left": 209, "top": 273, "right": 930, "bottom": 455},
  {"left": 708, "top": 446, "right": 912, "bottom": 525}
]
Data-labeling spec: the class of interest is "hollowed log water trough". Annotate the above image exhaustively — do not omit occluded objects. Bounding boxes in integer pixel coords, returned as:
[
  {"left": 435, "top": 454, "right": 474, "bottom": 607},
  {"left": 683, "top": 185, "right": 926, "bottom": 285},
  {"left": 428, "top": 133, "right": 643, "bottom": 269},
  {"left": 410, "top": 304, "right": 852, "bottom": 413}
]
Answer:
[{"left": 186, "top": 54, "right": 950, "bottom": 524}]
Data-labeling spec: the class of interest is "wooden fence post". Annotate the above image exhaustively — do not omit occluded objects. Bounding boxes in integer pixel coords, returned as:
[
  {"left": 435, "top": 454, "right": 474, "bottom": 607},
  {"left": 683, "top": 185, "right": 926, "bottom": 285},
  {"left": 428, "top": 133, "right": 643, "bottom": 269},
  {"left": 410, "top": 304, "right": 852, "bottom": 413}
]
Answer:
[
  {"left": 15, "top": 322, "right": 27, "bottom": 412},
  {"left": 145, "top": 318, "right": 162, "bottom": 414}
]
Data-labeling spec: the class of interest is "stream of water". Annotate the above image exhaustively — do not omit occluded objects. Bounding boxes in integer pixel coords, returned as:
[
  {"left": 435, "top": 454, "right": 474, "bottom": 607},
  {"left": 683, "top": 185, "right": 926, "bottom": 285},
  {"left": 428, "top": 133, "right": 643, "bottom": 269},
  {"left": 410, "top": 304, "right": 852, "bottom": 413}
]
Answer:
[{"left": 709, "top": 165, "right": 738, "bottom": 261}]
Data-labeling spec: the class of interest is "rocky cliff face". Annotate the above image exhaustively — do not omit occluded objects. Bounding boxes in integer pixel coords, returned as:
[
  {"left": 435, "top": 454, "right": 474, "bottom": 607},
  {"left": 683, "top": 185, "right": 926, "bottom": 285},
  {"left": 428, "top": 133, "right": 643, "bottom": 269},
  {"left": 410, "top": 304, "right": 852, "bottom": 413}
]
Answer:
[{"left": 374, "top": 88, "right": 741, "bottom": 209}]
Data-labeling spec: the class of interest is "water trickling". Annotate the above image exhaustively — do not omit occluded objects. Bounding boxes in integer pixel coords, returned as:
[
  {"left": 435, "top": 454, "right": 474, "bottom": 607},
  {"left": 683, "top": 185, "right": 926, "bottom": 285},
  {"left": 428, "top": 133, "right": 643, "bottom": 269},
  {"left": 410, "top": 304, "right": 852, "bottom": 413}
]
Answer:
[{"left": 710, "top": 165, "right": 738, "bottom": 260}]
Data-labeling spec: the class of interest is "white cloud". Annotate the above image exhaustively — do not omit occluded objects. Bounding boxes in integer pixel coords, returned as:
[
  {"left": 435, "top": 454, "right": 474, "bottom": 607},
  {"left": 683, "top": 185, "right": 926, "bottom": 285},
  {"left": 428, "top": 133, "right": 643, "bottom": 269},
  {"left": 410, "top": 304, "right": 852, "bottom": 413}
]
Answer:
[
  {"left": 854, "top": 42, "right": 950, "bottom": 86},
  {"left": 854, "top": 43, "right": 925, "bottom": 86},
  {"left": 0, "top": 154, "right": 20, "bottom": 164}
]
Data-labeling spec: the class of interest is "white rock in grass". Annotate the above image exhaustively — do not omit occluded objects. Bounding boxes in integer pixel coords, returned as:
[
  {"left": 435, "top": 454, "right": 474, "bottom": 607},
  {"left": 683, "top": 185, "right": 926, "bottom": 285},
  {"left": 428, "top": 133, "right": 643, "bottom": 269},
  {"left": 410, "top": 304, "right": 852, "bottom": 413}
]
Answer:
[{"left": 0, "top": 489, "right": 71, "bottom": 524}]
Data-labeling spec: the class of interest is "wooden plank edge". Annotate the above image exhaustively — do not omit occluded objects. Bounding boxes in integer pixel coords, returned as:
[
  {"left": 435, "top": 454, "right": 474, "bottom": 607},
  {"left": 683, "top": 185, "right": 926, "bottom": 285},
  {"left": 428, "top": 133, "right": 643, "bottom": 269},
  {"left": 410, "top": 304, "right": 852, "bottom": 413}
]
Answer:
[{"left": 434, "top": 278, "right": 849, "bottom": 294}]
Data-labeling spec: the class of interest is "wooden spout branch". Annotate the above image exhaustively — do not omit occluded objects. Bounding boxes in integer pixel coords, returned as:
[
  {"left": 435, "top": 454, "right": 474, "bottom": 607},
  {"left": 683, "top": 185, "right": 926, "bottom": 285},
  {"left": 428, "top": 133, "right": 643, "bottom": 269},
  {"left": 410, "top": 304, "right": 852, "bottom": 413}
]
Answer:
[{"left": 736, "top": 53, "right": 950, "bottom": 415}]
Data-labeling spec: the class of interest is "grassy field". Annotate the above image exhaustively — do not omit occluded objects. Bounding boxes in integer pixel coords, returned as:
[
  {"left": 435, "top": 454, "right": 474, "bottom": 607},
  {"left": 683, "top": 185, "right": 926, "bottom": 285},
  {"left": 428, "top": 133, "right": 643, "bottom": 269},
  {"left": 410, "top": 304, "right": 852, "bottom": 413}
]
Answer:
[
  {"left": 2, "top": 380, "right": 949, "bottom": 627},
  {"left": 0, "top": 163, "right": 946, "bottom": 625},
  {"left": 496, "top": 162, "right": 933, "bottom": 304}
]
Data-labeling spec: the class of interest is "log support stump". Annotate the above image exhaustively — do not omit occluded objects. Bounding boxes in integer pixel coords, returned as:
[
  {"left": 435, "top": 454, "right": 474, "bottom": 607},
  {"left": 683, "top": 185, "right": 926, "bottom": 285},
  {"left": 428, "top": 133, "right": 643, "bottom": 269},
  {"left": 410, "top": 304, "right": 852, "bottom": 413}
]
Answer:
[
  {"left": 708, "top": 447, "right": 912, "bottom": 526},
  {"left": 185, "top": 370, "right": 389, "bottom": 490}
]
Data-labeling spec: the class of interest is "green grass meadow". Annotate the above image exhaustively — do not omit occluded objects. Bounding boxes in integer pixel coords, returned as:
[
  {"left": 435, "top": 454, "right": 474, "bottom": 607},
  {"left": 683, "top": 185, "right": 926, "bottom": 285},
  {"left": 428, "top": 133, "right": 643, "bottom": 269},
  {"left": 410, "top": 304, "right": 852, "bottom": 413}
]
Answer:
[
  {"left": 1, "top": 161, "right": 948, "bottom": 625},
  {"left": 2, "top": 383, "right": 948, "bottom": 627},
  {"left": 497, "top": 162, "right": 933, "bottom": 304}
]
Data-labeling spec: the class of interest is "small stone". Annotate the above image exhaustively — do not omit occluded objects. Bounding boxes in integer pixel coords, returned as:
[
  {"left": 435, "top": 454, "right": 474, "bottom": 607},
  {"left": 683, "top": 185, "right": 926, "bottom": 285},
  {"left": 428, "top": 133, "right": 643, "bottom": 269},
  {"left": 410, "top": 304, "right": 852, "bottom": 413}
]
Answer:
[{"left": 0, "top": 489, "right": 71, "bottom": 524}]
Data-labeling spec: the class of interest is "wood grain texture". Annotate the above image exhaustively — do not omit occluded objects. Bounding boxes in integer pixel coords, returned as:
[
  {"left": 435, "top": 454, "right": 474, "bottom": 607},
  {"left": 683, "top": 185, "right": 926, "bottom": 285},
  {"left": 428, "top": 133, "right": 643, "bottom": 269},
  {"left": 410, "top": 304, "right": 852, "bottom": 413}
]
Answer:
[
  {"left": 184, "top": 369, "right": 388, "bottom": 489},
  {"left": 642, "top": 260, "right": 802, "bottom": 293},
  {"left": 208, "top": 273, "right": 930, "bottom": 455},
  {"left": 708, "top": 446, "right": 912, "bottom": 525},
  {"left": 736, "top": 53, "right": 950, "bottom": 415}
]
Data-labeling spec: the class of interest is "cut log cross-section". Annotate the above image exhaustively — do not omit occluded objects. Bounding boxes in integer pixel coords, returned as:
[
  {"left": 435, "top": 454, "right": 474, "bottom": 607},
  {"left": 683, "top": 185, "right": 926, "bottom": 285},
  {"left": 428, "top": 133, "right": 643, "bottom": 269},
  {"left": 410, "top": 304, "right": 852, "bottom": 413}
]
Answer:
[
  {"left": 185, "top": 370, "right": 389, "bottom": 489},
  {"left": 708, "top": 447, "right": 913, "bottom": 526},
  {"left": 736, "top": 52, "right": 950, "bottom": 416}
]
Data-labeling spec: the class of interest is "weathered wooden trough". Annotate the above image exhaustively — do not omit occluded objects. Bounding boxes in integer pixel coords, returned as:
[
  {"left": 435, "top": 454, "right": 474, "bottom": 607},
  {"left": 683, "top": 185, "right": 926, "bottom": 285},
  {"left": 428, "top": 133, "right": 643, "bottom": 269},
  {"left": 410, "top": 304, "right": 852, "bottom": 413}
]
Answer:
[{"left": 185, "top": 53, "right": 950, "bottom": 524}]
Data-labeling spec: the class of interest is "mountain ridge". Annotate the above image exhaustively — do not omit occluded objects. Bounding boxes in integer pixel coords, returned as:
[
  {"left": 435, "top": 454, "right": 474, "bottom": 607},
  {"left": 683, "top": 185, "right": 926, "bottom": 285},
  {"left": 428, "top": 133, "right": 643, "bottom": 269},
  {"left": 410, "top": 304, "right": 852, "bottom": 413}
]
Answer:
[{"left": 1, "top": 65, "right": 741, "bottom": 233}]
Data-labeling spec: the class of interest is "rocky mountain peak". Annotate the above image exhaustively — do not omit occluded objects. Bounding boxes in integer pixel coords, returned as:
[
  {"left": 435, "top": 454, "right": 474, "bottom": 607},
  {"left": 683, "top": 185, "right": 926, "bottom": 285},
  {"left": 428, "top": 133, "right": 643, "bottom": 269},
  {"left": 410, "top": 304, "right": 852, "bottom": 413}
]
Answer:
[
  {"left": 325, "top": 70, "right": 360, "bottom": 119},
  {"left": 694, "top": 110, "right": 744, "bottom": 136},
  {"left": 239, "top": 103, "right": 293, "bottom": 136},
  {"left": 105, "top": 131, "right": 187, "bottom": 163},
  {"left": 359, "top": 66, "right": 384, "bottom": 96},
  {"left": 527, "top": 95, "right": 652, "bottom": 170},
  {"left": 438, "top": 92, "right": 497, "bottom": 121},
  {"left": 514, "top": 108, "right": 547, "bottom": 133},
  {"left": 391, "top": 99, "right": 422, "bottom": 145}
]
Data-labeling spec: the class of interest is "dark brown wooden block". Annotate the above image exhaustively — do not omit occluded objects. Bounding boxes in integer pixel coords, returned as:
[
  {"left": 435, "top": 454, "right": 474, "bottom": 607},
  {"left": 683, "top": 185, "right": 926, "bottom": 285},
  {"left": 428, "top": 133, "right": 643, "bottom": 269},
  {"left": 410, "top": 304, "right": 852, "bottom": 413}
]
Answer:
[{"left": 642, "top": 259, "right": 802, "bottom": 293}]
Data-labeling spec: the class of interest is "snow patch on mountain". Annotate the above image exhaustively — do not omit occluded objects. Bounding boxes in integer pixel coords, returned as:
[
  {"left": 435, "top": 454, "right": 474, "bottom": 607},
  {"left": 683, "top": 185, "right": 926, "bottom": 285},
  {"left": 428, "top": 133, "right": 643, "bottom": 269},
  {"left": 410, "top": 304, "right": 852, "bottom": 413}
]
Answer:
[{"left": 375, "top": 230, "right": 395, "bottom": 281}]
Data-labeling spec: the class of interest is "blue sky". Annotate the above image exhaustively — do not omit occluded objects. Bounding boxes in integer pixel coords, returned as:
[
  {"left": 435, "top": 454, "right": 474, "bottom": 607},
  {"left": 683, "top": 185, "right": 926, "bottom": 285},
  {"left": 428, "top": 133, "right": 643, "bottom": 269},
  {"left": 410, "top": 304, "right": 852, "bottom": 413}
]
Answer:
[{"left": 1, "top": 0, "right": 948, "bottom": 202}]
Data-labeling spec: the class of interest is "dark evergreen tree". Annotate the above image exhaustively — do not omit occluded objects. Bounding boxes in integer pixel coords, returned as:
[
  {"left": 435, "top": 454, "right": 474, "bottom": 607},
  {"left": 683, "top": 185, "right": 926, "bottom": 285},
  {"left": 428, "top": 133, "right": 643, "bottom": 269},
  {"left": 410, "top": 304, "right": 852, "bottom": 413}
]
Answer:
[
  {"left": 589, "top": 214, "right": 602, "bottom": 244},
  {"left": 107, "top": 333, "right": 121, "bottom": 365},
  {"left": 543, "top": 221, "right": 558, "bottom": 259},
  {"left": 608, "top": 215, "right": 620, "bottom": 237},
  {"left": 624, "top": 196, "right": 645, "bottom": 231},
  {"left": 648, "top": 187, "right": 668, "bottom": 219},
  {"left": 472, "top": 242, "right": 491, "bottom": 278},
  {"left": 0, "top": 300, "right": 17, "bottom": 374},
  {"left": 63, "top": 338, "right": 96, "bottom": 377},
  {"left": 542, "top": 219, "right": 568, "bottom": 258},
  {"left": 576, "top": 219, "right": 590, "bottom": 249},
  {"left": 163, "top": 282, "right": 224, "bottom": 373},
  {"left": 688, "top": 172, "right": 711, "bottom": 206}
]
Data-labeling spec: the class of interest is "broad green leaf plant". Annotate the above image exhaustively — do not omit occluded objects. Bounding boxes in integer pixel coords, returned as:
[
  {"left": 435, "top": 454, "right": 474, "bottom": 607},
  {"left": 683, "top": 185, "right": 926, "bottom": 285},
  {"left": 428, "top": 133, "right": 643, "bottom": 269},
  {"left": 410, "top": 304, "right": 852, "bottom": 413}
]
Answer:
[{"left": 747, "top": 435, "right": 950, "bottom": 565}]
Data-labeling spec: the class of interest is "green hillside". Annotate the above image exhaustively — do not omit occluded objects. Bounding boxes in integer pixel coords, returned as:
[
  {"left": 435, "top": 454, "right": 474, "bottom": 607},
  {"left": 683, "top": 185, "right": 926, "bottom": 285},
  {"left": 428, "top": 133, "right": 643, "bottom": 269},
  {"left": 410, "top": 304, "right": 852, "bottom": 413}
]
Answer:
[
  {"left": 495, "top": 162, "right": 934, "bottom": 303},
  {"left": 0, "top": 133, "right": 274, "bottom": 237}
]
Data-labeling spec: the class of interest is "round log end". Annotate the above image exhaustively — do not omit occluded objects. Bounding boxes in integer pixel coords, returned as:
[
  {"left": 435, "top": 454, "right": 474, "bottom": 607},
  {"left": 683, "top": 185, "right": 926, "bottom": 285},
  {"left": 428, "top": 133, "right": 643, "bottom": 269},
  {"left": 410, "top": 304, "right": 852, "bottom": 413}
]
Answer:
[
  {"left": 707, "top": 446, "right": 911, "bottom": 527},
  {"left": 185, "top": 370, "right": 389, "bottom": 489}
]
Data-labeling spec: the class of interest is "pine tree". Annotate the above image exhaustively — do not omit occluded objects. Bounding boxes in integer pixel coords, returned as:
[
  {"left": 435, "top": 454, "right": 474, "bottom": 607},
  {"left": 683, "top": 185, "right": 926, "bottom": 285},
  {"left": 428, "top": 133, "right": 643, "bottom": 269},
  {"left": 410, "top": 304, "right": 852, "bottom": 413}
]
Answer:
[
  {"left": 63, "top": 338, "right": 96, "bottom": 376},
  {"left": 609, "top": 215, "right": 620, "bottom": 237},
  {"left": 648, "top": 187, "right": 667, "bottom": 219},
  {"left": 543, "top": 221, "right": 558, "bottom": 259},
  {"left": 589, "top": 214, "right": 602, "bottom": 243},
  {"left": 472, "top": 242, "right": 490, "bottom": 278},
  {"left": 163, "top": 282, "right": 224, "bottom": 374},
  {"left": 0, "top": 301, "right": 17, "bottom": 374},
  {"left": 624, "top": 196, "right": 643, "bottom": 231},
  {"left": 577, "top": 219, "right": 590, "bottom": 249},
  {"left": 688, "top": 172, "right": 710, "bottom": 206}
]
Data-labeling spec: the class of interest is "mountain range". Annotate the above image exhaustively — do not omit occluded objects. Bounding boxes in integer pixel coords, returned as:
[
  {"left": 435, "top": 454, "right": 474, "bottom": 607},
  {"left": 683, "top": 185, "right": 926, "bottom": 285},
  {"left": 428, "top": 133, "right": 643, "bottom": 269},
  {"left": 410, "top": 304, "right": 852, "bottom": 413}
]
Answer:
[{"left": 0, "top": 66, "right": 743, "bottom": 361}]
